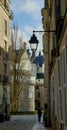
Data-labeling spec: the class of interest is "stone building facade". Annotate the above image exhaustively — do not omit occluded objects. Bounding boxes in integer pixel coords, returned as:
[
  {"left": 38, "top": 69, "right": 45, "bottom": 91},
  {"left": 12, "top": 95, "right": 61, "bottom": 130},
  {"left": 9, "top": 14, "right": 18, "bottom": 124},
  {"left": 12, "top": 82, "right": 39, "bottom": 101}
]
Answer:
[
  {"left": 11, "top": 49, "right": 45, "bottom": 112},
  {"left": 41, "top": 0, "right": 67, "bottom": 129},
  {"left": 10, "top": 48, "right": 36, "bottom": 112},
  {"left": 18, "top": 50, "right": 36, "bottom": 112},
  {"left": 0, "top": 0, "right": 13, "bottom": 121},
  {"left": 41, "top": 0, "right": 51, "bottom": 126}
]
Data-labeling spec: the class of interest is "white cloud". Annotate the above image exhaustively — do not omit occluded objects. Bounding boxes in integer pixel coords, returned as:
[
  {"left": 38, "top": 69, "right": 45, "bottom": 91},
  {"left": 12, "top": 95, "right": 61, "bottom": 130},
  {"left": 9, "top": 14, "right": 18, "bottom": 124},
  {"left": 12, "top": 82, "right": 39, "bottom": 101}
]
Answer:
[
  {"left": 11, "top": 0, "right": 39, "bottom": 13},
  {"left": 11, "top": 0, "right": 43, "bottom": 19},
  {"left": 21, "top": 0, "right": 39, "bottom": 14}
]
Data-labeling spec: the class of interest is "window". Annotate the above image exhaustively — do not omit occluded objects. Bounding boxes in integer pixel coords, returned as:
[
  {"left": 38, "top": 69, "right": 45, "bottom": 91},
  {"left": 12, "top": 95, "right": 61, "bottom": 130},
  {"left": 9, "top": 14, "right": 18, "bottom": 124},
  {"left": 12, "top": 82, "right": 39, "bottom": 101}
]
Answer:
[
  {"left": 4, "top": 63, "right": 7, "bottom": 75},
  {"left": 4, "top": 41, "right": 7, "bottom": 52},
  {"left": 4, "top": 20, "right": 7, "bottom": 36}
]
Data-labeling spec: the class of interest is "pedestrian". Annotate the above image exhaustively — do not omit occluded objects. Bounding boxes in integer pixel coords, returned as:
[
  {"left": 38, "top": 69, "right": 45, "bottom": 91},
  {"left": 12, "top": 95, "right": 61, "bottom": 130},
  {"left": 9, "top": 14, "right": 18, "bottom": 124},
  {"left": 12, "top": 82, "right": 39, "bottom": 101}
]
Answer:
[{"left": 37, "top": 107, "right": 42, "bottom": 123}]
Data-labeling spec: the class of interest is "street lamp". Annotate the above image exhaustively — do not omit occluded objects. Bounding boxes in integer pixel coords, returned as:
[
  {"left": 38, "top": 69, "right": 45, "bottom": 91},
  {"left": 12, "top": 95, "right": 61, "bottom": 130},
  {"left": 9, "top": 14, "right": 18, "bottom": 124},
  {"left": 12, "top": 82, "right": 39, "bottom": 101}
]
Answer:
[
  {"left": 29, "top": 33, "right": 39, "bottom": 52},
  {"left": 29, "top": 29, "right": 55, "bottom": 52},
  {"left": 29, "top": 29, "right": 56, "bottom": 54},
  {"left": 29, "top": 33, "right": 39, "bottom": 59}
]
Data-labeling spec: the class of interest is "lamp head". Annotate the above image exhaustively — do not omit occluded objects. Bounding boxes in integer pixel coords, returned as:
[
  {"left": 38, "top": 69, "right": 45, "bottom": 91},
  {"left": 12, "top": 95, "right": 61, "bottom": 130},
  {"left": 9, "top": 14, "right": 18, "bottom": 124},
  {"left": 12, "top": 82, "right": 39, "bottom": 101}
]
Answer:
[{"left": 29, "top": 33, "right": 39, "bottom": 51}]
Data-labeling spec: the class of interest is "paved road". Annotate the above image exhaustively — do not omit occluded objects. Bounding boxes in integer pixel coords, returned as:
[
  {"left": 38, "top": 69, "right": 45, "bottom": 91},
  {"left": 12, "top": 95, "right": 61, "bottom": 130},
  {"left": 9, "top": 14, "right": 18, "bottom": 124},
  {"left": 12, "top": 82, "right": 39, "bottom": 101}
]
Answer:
[{"left": 0, "top": 115, "right": 38, "bottom": 130}]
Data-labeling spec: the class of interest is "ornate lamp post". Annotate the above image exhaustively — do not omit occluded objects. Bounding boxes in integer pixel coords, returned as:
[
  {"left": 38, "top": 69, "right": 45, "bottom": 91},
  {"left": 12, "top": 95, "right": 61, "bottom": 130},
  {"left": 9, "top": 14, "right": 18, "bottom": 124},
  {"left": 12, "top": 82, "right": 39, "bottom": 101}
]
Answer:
[
  {"left": 29, "top": 33, "right": 39, "bottom": 59},
  {"left": 29, "top": 33, "right": 39, "bottom": 51},
  {"left": 28, "top": 33, "right": 39, "bottom": 111},
  {"left": 29, "top": 30, "right": 55, "bottom": 55}
]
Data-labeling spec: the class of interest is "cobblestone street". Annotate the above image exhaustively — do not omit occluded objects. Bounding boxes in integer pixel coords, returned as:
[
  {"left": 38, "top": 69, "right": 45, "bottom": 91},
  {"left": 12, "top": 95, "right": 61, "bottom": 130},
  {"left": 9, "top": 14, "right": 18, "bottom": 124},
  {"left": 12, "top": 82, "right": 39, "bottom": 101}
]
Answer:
[{"left": 0, "top": 115, "right": 37, "bottom": 130}]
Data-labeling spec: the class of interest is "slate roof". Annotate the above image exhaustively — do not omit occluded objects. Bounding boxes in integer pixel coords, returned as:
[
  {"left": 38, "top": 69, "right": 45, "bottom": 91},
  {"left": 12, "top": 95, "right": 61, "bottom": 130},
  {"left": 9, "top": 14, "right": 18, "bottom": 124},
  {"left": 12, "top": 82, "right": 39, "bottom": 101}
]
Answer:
[
  {"left": 33, "top": 51, "right": 44, "bottom": 66},
  {"left": 33, "top": 51, "right": 44, "bottom": 79}
]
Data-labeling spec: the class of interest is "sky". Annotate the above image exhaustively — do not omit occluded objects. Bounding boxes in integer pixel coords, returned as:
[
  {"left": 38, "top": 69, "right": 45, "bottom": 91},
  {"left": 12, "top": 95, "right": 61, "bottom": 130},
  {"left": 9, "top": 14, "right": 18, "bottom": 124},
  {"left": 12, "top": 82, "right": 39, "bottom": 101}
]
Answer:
[{"left": 11, "top": 0, "right": 44, "bottom": 54}]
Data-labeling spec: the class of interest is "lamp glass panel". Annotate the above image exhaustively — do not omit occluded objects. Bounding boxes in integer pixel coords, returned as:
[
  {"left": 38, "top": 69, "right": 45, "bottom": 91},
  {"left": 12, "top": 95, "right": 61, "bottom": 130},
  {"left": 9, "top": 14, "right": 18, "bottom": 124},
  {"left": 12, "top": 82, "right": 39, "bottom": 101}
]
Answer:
[{"left": 30, "top": 43, "right": 37, "bottom": 50}]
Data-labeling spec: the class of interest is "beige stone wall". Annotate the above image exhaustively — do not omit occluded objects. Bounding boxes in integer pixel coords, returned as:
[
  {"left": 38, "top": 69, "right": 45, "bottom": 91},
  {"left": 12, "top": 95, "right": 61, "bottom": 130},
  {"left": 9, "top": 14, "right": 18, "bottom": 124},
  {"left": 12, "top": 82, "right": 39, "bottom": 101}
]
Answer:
[
  {"left": 0, "top": 2, "right": 11, "bottom": 76},
  {"left": 39, "top": 85, "right": 45, "bottom": 109},
  {"left": 42, "top": 9, "right": 49, "bottom": 91},
  {"left": 0, "top": 1, "right": 11, "bottom": 118},
  {"left": 49, "top": 0, "right": 56, "bottom": 128},
  {"left": 0, "top": 6, "right": 10, "bottom": 49},
  {"left": 18, "top": 87, "right": 28, "bottom": 111},
  {"left": 50, "top": 1, "right": 67, "bottom": 130},
  {"left": 35, "top": 81, "right": 45, "bottom": 110},
  {"left": 18, "top": 84, "right": 35, "bottom": 112},
  {"left": 41, "top": 0, "right": 67, "bottom": 129},
  {"left": 41, "top": 6, "right": 49, "bottom": 104},
  {"left": 27, "top": 98, "right": 35, "bottom": 111}
]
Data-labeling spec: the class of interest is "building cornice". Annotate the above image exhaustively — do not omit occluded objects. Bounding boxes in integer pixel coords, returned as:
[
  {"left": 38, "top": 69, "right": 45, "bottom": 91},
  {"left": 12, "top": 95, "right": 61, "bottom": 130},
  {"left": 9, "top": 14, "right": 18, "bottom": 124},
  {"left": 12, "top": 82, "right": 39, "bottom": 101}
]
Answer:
[
  {"left": 0, "top": 2, "right": 9, "bottom": 15},
  {"left": 0, "top": 1, "right": 13, "bottom": 19}
]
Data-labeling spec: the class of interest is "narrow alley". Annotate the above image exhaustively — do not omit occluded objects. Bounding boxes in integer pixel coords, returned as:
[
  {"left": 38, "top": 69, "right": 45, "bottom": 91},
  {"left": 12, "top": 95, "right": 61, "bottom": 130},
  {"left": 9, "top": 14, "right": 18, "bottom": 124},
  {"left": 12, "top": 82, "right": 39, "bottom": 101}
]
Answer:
[
  {"left": 0, "top": 115, "right": 52, "bottom": 130},
  {"left": 0, "top": 1, "right": 67, "bottom": 130}
]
